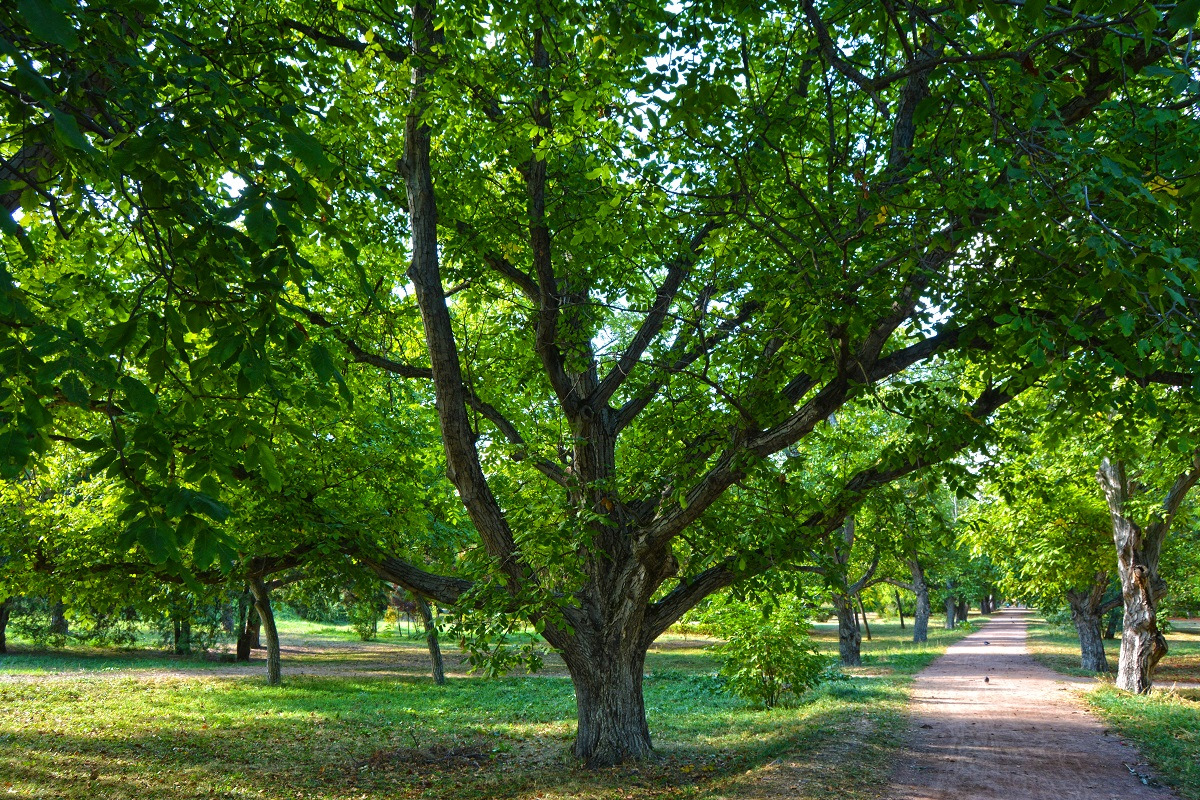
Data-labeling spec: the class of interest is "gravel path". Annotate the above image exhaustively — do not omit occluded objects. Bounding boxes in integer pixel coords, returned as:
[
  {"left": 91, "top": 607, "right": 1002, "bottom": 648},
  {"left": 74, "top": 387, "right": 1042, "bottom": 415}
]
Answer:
[{"left": 884, "top": 608, "right": 1176, "bottom": 800}]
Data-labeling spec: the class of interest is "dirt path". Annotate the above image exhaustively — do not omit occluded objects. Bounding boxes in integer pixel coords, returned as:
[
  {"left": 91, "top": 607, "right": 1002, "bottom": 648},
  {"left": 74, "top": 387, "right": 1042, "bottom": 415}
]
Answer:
[{"left": 885, "top": 608, "right": 1175, "bottom": 800}]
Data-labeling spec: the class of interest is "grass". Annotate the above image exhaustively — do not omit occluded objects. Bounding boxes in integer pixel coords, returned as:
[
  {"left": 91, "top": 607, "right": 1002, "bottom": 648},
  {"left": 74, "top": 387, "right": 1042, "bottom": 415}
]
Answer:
[
  {"left": 1026, "top": 617, "right": 1200, "bottom": 800},
  {"left": 0, "top": 614, "right": 969, "bottom": 800}
]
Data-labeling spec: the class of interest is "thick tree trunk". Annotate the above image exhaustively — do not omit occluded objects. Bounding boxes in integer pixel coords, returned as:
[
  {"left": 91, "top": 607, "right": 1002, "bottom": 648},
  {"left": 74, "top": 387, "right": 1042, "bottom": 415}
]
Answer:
[
  {"left": 956, "top": 598, "right": 969, "bottom": 623},
  {"left": 832, "top": 593, "right": 862, "bottom": 666},
  {"left": 943, "top": 592, "right": 957, "bottom": 630},
  {"left": 1096, "top": 456, "right": 1199, "bottom": 693},
  {"left": 563, "top": 645, "right": 653, "bottom": 767},
  {"left": 1067, "top": 589, "right": 1108, "bottom": 673},
  {"left": 911, "top": 560, "right": 930, "bottom": 643},
  {"left": 49, "top": 600, "right": 68, "bottom": 636},
  {"left": 415, "top": 595, "right": 445, "bottom": 685},
  {"left": 249, "top": 577, "right": 281, "bottom": 686},
  {"left": 0, "top": 597, "right": 9, "bottom": 654}
]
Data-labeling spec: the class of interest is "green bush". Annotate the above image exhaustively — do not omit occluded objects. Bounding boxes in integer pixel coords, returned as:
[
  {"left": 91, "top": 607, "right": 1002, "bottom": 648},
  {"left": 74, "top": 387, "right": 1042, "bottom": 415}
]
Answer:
[{"left": 711, "top": 602, "right": 830, "bottom": 709}]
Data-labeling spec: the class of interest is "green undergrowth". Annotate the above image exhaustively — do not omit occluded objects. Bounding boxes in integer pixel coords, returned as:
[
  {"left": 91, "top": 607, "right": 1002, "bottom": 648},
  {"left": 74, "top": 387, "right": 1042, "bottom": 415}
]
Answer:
[
  {"left": 1026, "top": 619, "right": 1200, "bottom": 800},
  {"left": 0, "top": 616, "right": 968, "bottom": 800}
]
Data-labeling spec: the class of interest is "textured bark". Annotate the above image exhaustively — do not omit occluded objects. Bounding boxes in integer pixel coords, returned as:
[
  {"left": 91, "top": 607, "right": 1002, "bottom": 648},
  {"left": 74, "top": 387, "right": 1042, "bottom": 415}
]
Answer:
[
  {"left": 415, "top": 595, "right": 445, "bottom": 685},
  {"left": 956, "top": 598, "right": 969, "bottom": 623},
  {"left": 1098, "top": 453, "right": 1200, "bottom": 693},
  {"left": 249, "top": 577, "right": 281, "bottom": 686},
  {"left": 1067, "top": 586, "right": 1109, "bottom": 673},
  {"left": 563, "top": 644, "right": 652, "bottom": 767},
  {"left": 911, "top": 560, "right": 931, "bottom": 642},
  {"left": 832, "top": 593, "right": 863, "bottom": 666},
  {"left": 943, "top": 586, "right": 957, "bottom": 630},
  {"left": 0, "top": 597, "right": 9, "bottom": 654}
]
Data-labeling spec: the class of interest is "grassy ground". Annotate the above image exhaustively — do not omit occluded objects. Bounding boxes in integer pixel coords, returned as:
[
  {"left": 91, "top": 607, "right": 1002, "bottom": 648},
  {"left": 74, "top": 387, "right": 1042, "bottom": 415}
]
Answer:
[
  {"left": 1026, "top": 618, "right": 1200, "bottom": 800},
  {"left": 0, "top": 614, "right": 969, "bottom": 800}
]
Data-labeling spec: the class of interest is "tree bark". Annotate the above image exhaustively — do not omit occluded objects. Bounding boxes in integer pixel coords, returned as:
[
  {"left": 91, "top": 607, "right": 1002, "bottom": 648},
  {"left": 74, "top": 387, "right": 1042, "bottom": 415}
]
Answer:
[
  {"left": 562, "top": 644, "right": 653, "bottom": 767},
  {"left": 944, "top": 593, "right": 957, "bottom": 630},
  {"left": 49, "top": 600, "right": 68, "bottom": 636},
  {"left": 857, "top": 594, "right": 872, "bottom": 641},
  {"left": 956, "top": 598, "right": 969, "bottom": 623},
  {"left": 415, "top": 594, "right": 445, "bottom": 685},
  {"left": 1066, "top": 585, "right": 1109, "bottom": 673},
  {"left": 1098, "top": 454, "right": 1200, "bottom": 693},
  {"left": 832, "top": 592, "right": 863, "bottom": 666},
  {"left": 249, "top": 577, "right": 281, "bottom": 686},
  {"left": 0, "top": 597, "right": 9, "bottom": 654},
  {"left": 911, "top": 560, "right": 930, "bottom": 642}
]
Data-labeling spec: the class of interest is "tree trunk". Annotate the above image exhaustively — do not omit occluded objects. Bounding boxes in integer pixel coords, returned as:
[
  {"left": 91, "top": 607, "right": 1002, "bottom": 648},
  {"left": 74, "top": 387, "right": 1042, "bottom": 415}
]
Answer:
[
  {"left": 943, "top": 594, "right": 957, "bottom": 630},
  {"left": 956, "top": 598, "right": 969, "bottom": 623},
  {"left": 235, "top": 595, "right": 253, "bottom": 662},
  {"left": 49, "top": 600, "right": 68, "bottom": 636},
  {"left": 415, "top": 594, "right": 445, "bottom": 685},
  {"left": 895, "top": 589, "right": 905, "bottom": 630},
  {"left": 1096, "top": 456, "right": 1199, "bottom": 693},
  {"left": 1104, "top": 607, "right": 1120, "bottom": 640},
  {"left": 857, "top": 594, "right": 872, "bottom": 641},
  {"left": 0, "top": 597, "right": 9, "bottom": 654},
  {"left": 562, "top": 645, "right": 653, "bottom": 767},
  {"left": 832, "top": 593, "right": 862, "bottom": 666},
  {"left": 249, "top": 577, "right": 281, "bottom": 686},
  {"left": 1067, "top": 588, "right": 1108, "bottom": 673},
  {"left": 910, "top": 559, "right": 930, "bottom": 643}
]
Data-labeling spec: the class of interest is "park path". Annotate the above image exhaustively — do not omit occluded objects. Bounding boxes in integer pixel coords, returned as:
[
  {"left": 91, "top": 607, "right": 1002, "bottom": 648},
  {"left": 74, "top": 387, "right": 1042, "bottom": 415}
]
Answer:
[{"left": 884, "top": 608, "right": 1176, "bottom": 800}]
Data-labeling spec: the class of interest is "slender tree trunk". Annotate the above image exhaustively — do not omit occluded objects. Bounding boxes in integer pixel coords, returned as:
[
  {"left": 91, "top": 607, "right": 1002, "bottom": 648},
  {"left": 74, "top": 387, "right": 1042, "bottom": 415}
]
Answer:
[
  {"left": 0, "top": 597, "right": 9, "bottom": 654},
  {"left": 235, "top": 594, "right": 253, "bottom": 662},
  {"left": 944, "top": 594, "right": 957, "bottom": 630},
  {"left": 857, "top": 594, "right": 872, "bottom": 641},
  {"left": 415, "top": 594, "right": 445, "bottom": 685},
  {"left": 911, "top": 560, "right": 930, "bottom": 643},
  {"left": 561, "top": 642, "right": 652, "bottom": 767},
  {"left": 1096, "top": 456, "right": 1199, "bottom": 693},
  {"left": 1104, "top": 607, "right": 1120, "bottom": 640},
  {"left": 249, "top": 577, "right": 281, "bottom": 686},
  {"left": 895, "top": 589, "right": 905, "bottom": 630},
  {"left": 1067, "top": 589, "right": 1109, "bottom": 673},
  {"left": 832, "top": 593, "right": 862, "bottom": 666}
]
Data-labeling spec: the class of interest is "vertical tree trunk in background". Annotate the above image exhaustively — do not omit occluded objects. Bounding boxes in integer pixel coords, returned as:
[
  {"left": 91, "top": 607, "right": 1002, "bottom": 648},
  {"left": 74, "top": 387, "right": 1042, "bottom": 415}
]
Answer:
[
  {"left": 249, "top": 577, "right": 281, "bottom": 686},
  {"left": 220, "top": 602, "right": 236, "bottom": 634},
  {"left": 415, "top": 594, "right": 445, "bottom": 685},
  {"left": 235, "top": 594, "right": 252, "bottom": 661},
  {"left": 0, "top": 597, "right": 9, "bottom": 653},
  {"left": 857, "top": 594, "right": 872, "bottom": 641},
  {"left": 956, "top": 598, "right": 969, "bottom": 623},
  {"left": 1098, "top": 455, "right": 1199, "bottom": 693},
  {"left": 1104, "top": 608, "right": 1120, "bottom": 640},
  {"left": 911, "top": 560, "right": 930, "bottom": 643},
  {"left": 1067, "top": 588, "right": 1108, "bottom": 673},
  {"left": 944, "top": 593, "right": 957, "bottom": 630},
  {"left": 832, "top": 593, "right": 862, "bottom": 666},
  {"left": 49, "top": 600, "right": 68, "bottom": 636},
  {"left": 896, "top": 589, "right": 905, "bottom": 629}
]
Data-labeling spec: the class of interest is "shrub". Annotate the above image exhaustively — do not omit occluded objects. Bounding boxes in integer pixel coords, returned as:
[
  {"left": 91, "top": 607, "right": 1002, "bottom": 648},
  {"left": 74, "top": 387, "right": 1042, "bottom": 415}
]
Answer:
[{"left": 711, "top": 601, "right": 830, "bottom": 709}]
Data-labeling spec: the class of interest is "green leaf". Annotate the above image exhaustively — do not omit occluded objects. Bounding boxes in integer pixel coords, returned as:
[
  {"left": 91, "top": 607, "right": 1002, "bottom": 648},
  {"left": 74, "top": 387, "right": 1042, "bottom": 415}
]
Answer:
[
  {"left": 59, "top": 373, "right": 89, "bottom": 405},
  {"left": 16, "top": 0, "right": 78, "bottom": 50},
  {"left": 0, "top": 430, "right": 32, "bottom": 479},
  {"left": 51, "top": 109, "right": 94, "bottom": 152},
  {"left": 119, "top": 375, "right": 158, "bottom": 414},
  {"left": 131, "top": 517, "right": 177, "bottom": 565},
  {"left": 1166, "top": 0, "right": 1200, "bottom": 30}
]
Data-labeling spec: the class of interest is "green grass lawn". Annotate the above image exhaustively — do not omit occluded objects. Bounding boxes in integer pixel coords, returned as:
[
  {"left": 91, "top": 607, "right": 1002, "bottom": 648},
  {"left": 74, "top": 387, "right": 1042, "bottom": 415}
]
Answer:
[
  {"left": 0, "top": 614, "right": 968, "bottom": 800},
  {"left": 1026, "top": 618, "right": 1200, "bottom": 800}
]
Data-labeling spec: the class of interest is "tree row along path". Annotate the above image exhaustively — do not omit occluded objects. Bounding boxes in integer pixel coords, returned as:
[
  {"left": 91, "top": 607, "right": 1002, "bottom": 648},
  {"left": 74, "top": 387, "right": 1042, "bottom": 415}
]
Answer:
[{"left": 884, "top": 608, "right": 1175, "bottom": 800}]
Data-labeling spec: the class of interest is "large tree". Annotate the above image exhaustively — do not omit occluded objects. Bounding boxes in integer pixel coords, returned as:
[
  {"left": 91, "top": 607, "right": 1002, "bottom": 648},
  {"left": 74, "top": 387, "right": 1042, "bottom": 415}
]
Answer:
[{"left": 4, "top": 0, "right": 1200, "bottom": 766}]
